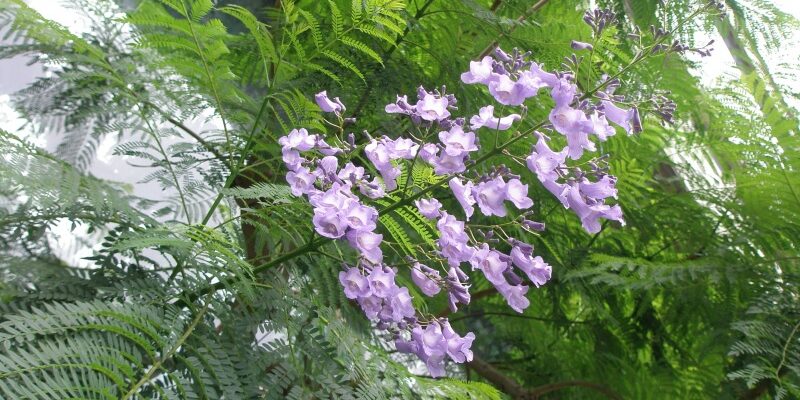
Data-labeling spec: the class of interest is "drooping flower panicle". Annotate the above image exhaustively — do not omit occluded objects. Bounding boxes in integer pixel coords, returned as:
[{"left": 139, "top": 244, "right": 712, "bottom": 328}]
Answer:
[{"left": 284, "top": 26, "right": 670, "bottom": 375}]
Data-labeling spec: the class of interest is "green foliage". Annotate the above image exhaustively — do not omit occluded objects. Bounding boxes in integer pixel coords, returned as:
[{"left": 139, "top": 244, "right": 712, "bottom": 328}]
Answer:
[{"left": 0, "top": 0, "right": 798, "bottom": 398}]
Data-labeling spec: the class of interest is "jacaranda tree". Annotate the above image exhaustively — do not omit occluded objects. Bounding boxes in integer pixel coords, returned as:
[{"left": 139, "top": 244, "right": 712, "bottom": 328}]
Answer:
[{"left": 0, "top": 0, "right": 797, "bottom": 399}]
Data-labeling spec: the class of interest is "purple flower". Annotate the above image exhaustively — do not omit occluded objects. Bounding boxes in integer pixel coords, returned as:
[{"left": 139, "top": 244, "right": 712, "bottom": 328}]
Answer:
[
  {"left": 460, "top": 56, "right": 497, "bottom": 84},
  {"left": 601, "top": 100, "right": 641, "bottom": 135},
  {"left": 449, "top": 178, "right": 475, "bottom": 219},
  {"left": 441, "top": 320, "right": 475, "bottom": 363},
  {"left": 365, "top": 140, "right": 392, "bottom": 171},
  {"left": 384, "top": 137, "right": 420, "bottom": 159},
  {"left": 474, "top": 177, "right": 508, "bottom": 217},
  {"left": 412, "top": 324, "right": 448, "bottom": 377},
  {"left": 495, "top": 281, "right": 530, "bottom": 313},
  {"left": 315, "top": 137, "right": 342, "bottom": 156},
  {"left": 418, "top": 143, "right": 439, "bottom": 163},
  {"left": 505, "top": 178, "right": 533, "bottom": 209},
  {"left": 419, "top": 322, "right": 448, "bottom": 357},
  {"left": 439, "top": 125, "right": 478, "bottom": 156},
  {"left": 488, "top": 74, "right": 529, "bottom": 106},
  {"left": 571, "top": 40, "right": 594, "bottom": 51},
  {"left": 286, "top": 166, "right": 317, "bottom": 196},
  {"left": 416, "top": 93, "right": 451, "bottom": 121},
  {"left": 411, "top": 263, "right": 441, "bottom": 296},
  {"left": 579, "top": 175, "right": 618, "bottom": 200},
  {"left": 470, "top": 244, "right": 509, "bottom": 285},
  {"left": 526, "top": 136, "right": 568, "bottom": 182},
  {"left": 358, "top": 177, "right": 386, "bottom": 199},
  {"left": 510, "top": 246, "right": 552, "bottom": 287},
  {"left": 469, "top": 105, "right": 521, "bottom": 131},
  {"left": 387, "top": 286, "right": 416, "bottom": 321},
  {"left": 415, "top": 198, "right": 443, "bottom": 219},
  {"left": 316, "top": 155, "right": 338, "bottom": 178},
  {"left": 385, "top": 95, "right": 414, "bottom": 115},
  {"left": 439, "top": 238, "right": 475, "bottom": 268},
  {"left": 346, "top": 230, "right": 383, "bottom": 264},
  {"left": 365, "top": 139, "right": 403, "bottom": 190},
  {"left": 368, "top": 266, "right": 397, "bottom": 298},
  {"left": 309, "top": 183, "right": 351, "bottom": 210},
  {"left": 343, "top": 200, "right": 378, "bottom": 232},
  {"left": 338, "top": 162, "right": 365, "bottom": 183},
  {"left": 588, "top": 112, "right": 616, "bottom": 141},
  {"left": 279, "top": 128, "right": 316, "bottom": 151},
  {"left": 549, "top": 106, "right": 595, "bottom": 160},
  {"left": 312, "top": 208, "right": 347, "bottom": 238},
  {"left": 517, "top": 69, "right": 551, "bottom": 96},
  {"left": 542, "top": 179, "right": 569, "bottom": 207},
  {"left": 437, "top": 212, "right": 469, "bottom": 243},
  {"left": 430, "top": 153, "right": 467, "bottom": 175},
  {"left": 437, "top": 212, "right": 474, "bottom": 266},
  {"left": 315, "top": 90, "right": 346, "bottom": 114},
  {"left": 379, "top": 165, "right": 402, "bottom": 191},
  {"left": 447, "top": 266, "right": 471, "bottom": 312},
  {"left": 357, "top": 294, "right": 383, "bottom": 319},
  {"left": 282, "top": 148, "right": 303, "bottom": 171},
  {"left": 551, "top": 79, "right": 577, "bottom": 108},
  {"left": 339, "top": 267, "right": 371, "bottom": 299},
  {"left": 395, "top": 337, "right": 419, "bottom": 354},
  {"left": 526, "top": 62, "right": 559, "bottom": 88},
  {"left": 562, "top": 183, "right": 625, "bottom": 233}
]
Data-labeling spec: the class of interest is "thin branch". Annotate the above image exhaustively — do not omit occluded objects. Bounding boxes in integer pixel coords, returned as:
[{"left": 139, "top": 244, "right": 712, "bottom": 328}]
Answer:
[
  {"left": 467, "top": 355, "right": 622, "bottom": 400},
  {"left": 477, "top": 0, "right": 551, "bottom": 59},
  {"left": 121, "top": 300, "right": 211, "bottom": 399}
]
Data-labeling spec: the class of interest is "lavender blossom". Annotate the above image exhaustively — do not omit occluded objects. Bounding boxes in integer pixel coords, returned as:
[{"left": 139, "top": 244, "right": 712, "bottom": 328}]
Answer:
[
  {"left": 415, "top": 198, "right": 443, "bottom": 219},
  {"left": 470, "top": 244, "right": 510, "bottom": 285},
  {"left": 312, "top": 208, "right": 348, "bottom": 238},
  {"left": 339, "top": 267, "right": 371, "bottom": 299},
  {"left": 286, "top": 166, "right": 317, "bottom": 196},
  {"left": 505, "top": 178, "right": 534, "bottom": 209},
  {"left": 411, "top": 263, "right": 442, "bottom": 296},
  {"left": 449, "top": 178, "right": 476, "bottom": 220},
  {"left": 416, "top": 93, "right": 451, "bottom": 121},
  {"left": 526, "top": 136, "right": 568, "bottom": 182},
  {"left": 441, "top": 320, "right": 475, "bottom": 363},
  {"left": 571, "top": 40, "right": 594, "bottom": 51},
  {"left": 474, "top": 177, "right": 508, "bottom": 217},
  {"left": 549, "top": 104, "right": 596, "bottom": 160},
  {"left": 562, "top": 182, "right": 625, "bottom": 233},
  {"left": 488, "top": 74, "right": 530, "bottom": 106},
  {"left": 279, "top": 128, "right": 317, "bottom": 152},
  {"left": 460, "top": 56, "right": 497, "bottom": 84},
  {"left": 495, "top": 281, "right": 531, "bottom": 313},
  {"left": 588, "top": 112, "right": 616, "bottom": 141},
  {"left": 346, "top": 230, "right": 383, "bottom": 264},
  {"left": 601, "top": 100, "right": 641, "bottom": 135},
  {"left": 368, "top": 265, "right": 397, "bottom": 298},
  {"left": 510, "top": 246, "right": 552, "bottom": 287},
  {"left": 315, "top": 90, "right": 346, "bottom": 114},
  {"left": 470, "top": 105, "right": 521, "bottom": 131},
  {"left": 282, "top": 148, "right": 303, "bottom": 171},
  {"left": 439, "top": 125, "right": 478, "bottom": 157}
]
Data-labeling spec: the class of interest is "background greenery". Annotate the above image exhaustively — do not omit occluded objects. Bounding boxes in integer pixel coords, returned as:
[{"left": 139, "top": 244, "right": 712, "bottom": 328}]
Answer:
[{"left": 0, "top": 0, "right": 798, "bottom": 398}]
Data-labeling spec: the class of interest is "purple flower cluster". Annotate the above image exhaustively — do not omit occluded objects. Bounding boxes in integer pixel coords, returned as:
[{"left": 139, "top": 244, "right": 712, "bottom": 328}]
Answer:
[
  {"left": 385, "top": 86, "right": 457, "bottom": 125},
  {"left": 526, "top": 135, "right": 624, "bottom": 233},
  {"left": 461, "top": 47, "right": 636, "bottom": 233},
  {"left": 280, "top": 30, "right": 660, "bottom": 376}
]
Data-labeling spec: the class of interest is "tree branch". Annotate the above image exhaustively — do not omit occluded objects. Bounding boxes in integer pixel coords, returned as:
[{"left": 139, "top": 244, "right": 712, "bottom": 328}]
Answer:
[
  {"left": 468, "top": 355, "right": 622, "bottom": 399},
  {"left": 477, "top": 0, "right": 551, "bottom": 59}
]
